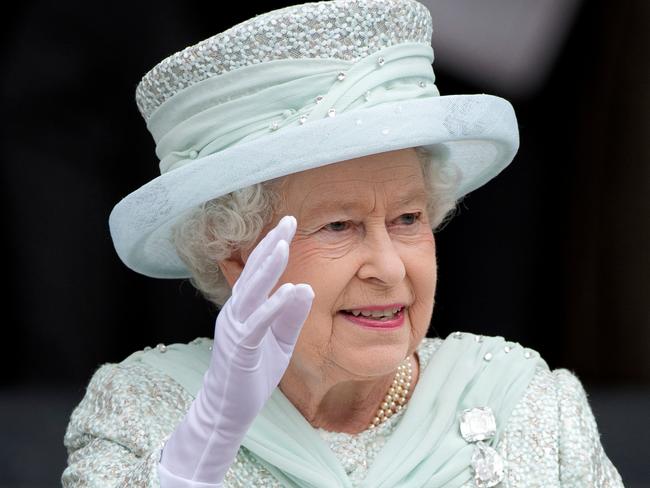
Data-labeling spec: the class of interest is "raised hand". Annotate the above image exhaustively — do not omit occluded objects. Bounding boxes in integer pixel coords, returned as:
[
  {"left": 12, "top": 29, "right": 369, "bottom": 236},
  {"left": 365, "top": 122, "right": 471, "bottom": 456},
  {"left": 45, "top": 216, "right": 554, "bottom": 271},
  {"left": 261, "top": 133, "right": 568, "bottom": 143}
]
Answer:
[{"left": 158, "top": 215, "right": 314, "bottom": 487}]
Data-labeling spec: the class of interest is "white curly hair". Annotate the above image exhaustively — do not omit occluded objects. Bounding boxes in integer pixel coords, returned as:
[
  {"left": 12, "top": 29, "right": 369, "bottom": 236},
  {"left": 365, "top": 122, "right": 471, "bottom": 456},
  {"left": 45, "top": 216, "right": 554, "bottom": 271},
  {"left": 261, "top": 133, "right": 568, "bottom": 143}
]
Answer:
[{"left": 171, "top": 146, "right": 464, "bottom": 308}]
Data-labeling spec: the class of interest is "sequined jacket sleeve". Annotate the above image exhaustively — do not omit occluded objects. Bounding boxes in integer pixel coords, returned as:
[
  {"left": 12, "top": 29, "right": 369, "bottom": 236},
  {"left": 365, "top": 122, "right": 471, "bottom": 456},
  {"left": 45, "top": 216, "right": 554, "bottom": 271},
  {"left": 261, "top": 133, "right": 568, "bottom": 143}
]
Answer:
[
  {"left": 554, "top": 369, "right": 624, "bottom": 487},
  {"left": 498, "top": 365, "right": 624, "bottom": 488},
  {"left": 61, "top": 361, "right": 195, "bottom": 487}
]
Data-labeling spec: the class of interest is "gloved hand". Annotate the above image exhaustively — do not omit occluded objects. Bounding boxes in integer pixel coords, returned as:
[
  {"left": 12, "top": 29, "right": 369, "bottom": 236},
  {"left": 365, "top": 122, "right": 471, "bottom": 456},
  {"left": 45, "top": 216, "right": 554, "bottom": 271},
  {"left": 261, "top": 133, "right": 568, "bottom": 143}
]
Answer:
[{"left": 157, "top": 215, "right": 314, "bottom": 487}]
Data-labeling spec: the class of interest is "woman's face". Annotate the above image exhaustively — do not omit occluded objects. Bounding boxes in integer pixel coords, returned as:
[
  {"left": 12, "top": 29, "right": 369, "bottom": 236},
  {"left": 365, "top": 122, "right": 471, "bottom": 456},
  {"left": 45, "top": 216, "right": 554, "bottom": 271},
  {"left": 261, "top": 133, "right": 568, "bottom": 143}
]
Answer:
[{"left": 245, "top": 148, "right": 437, "bottom": 382}]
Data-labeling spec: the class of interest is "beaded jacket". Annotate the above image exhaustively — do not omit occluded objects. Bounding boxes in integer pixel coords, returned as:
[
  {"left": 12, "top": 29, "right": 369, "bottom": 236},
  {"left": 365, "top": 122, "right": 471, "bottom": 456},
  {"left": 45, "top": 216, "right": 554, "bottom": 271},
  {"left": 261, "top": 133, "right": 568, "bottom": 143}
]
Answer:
[{"left": 61, "top": 335, "right": 624, "bottom": 487}]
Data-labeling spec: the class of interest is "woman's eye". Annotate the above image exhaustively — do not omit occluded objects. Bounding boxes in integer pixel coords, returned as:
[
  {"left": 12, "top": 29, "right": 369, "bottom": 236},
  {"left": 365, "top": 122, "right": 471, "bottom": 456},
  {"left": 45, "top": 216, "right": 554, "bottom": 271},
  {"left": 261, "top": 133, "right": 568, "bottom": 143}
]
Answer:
[
  {"left": 321, "top": 213, "right": 421, "bottom": 233},
  {"left": 397, "top": 212, "right": 421, "bottom": 225},
  {"left": 323, "top": 221, "right": 351, "bottom": 232}
]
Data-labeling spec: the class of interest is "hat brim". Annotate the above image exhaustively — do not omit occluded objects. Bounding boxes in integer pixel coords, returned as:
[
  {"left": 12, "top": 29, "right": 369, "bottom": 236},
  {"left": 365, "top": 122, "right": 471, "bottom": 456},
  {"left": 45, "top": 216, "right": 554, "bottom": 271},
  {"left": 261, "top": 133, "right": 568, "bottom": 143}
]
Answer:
[{"left": 109, "top": 93, "right": 519, "bottom": 279}]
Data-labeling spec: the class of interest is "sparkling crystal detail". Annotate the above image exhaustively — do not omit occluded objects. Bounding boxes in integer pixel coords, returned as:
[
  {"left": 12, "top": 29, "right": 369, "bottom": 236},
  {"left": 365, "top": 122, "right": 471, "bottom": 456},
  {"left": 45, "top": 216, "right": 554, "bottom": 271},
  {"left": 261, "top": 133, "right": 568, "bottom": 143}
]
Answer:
[
  {"left": 452, "top": 331, "right": 463, "bottom": 339},
  {"left": 524, "top": 350, "right": 532, "bottom": 359},
  {"left": 471, "top": 441, "right": 506, "bottom": 488},
  {"left": 328, "top": 108, "right": 336, "bottom": 117},
  {"left": 475, "top": 335, "right": 484, "bottom": 343},
  {"left": 364, "top": 90, "right": 371, "bottom": 101},
  {"left": 270, "top": 120, "right": 280, "bottom": 130},
  {"left": 135, "top": 0, "right": 433, "bottom": 121},
  {"left": 504, "top": 345, "right": 512, "bottom": 353},
  {"left": 337, "top": 71, "right": 346, "bottom": 81},
  {"left": 299, "top": 115, "right": 307, "bottom": 125},
  {"left": 418, "top": 80, "right": 426, "bottom": 88},
  {"left": 156, "top": 343, "right": 167, "bottom": 353},
  {"left": 377, "top": 56, "right": 385, "bottom": 66},
  {"left": 483, "top": 352, "right": 493, "bottom": 362},
  {"left": 460, "top": 407, "right": 496, "bottom": 442},
  {"left": 315, "top": 95, "right": 324, "bottom": 104}
]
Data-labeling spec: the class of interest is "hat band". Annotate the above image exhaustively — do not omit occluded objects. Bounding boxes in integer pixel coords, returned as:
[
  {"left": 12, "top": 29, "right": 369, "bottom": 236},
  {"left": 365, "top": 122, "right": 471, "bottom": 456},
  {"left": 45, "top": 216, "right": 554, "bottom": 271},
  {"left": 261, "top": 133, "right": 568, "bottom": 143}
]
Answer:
[{"left": 150, "top": 42, "right": 438, "bottom": 175}]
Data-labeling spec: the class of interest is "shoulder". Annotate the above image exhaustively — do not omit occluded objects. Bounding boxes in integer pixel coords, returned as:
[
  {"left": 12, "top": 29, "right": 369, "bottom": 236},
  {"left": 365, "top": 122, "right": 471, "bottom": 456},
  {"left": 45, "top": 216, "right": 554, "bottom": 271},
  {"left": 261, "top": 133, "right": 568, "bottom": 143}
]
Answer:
[
  {"left": 65, "top": 337, "right": 212, "bottom": 449},
  {"left": 61, "top": 340, "right": 213, "bottom": 486},
  {"left": 64, "top": 355, "right": 196, "bottom": 458},
  {"left": 79, "top": 336, "right": 214, "bottom": 401},
  {"left": 551, "top": 369, "right": 624, "bottom": 486},
  {"left": 417, "top": 331, "right": 549, "bottom": 372},
  {"left": 497, "top": 355, "right": 625, "bottom": 486},
  {"left": 118, "top": 336, "right": 213, "bottom": 398}
]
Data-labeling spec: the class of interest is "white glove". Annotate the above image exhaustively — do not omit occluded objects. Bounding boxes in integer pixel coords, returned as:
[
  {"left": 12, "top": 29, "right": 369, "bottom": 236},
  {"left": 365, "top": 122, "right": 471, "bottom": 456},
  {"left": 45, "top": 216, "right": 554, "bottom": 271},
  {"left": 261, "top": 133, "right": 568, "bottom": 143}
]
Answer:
[{"left": 157, "top": 215, "right": 314, "bottom": 487}]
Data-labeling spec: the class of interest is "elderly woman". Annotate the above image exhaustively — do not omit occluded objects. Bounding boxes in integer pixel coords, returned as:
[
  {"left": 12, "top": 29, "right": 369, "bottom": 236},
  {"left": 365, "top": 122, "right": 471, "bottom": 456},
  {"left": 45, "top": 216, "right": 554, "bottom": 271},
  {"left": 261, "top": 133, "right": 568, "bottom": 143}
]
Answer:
[{"left": 62, "top": 0, "right": 624, "bottom": 487}]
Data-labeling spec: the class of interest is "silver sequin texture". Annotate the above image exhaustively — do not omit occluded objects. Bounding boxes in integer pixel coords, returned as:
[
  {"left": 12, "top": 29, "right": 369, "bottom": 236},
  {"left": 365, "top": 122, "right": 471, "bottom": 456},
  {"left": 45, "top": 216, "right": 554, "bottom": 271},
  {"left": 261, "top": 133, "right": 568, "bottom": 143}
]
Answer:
[
  {"left": 61, "top": 336, "right": 624, "bottom": 487},
  {"left": 134, "top": 0, "right": 433, "bottom": 122}
]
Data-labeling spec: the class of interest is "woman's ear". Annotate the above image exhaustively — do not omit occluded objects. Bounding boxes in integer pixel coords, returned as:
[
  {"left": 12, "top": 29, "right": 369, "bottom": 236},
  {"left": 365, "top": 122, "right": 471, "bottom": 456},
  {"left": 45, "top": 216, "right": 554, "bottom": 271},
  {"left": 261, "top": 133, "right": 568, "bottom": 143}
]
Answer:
[{"left": 217, "top": 249, "right": 245, "bottom": 288}]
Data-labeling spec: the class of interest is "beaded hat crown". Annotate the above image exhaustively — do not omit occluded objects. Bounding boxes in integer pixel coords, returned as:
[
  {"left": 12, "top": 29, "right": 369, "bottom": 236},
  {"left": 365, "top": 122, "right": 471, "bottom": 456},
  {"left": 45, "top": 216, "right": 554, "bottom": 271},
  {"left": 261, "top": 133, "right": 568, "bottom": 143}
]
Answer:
[
  {"left": 109, "top": 0, "right": 520, "bottom": 279},
  {"left": 135, "top": 0, "right": 433, "bottom": 123}
]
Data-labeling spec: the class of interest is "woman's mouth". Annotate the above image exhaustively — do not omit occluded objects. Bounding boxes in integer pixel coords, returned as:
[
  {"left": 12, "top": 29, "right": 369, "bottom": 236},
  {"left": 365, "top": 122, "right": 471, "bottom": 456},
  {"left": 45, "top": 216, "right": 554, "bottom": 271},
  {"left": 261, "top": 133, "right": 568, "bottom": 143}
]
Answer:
[{"left": 338, "top": 306, "right": 406, "bottom": 329}]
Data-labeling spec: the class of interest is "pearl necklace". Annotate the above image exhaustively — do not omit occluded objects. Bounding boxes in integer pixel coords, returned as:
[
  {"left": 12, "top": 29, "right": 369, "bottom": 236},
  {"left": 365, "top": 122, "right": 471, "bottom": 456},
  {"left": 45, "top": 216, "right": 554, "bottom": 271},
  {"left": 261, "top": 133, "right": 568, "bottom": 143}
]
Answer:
[{"left": 369, "top": 356, "right": 413, "bottom": 429}]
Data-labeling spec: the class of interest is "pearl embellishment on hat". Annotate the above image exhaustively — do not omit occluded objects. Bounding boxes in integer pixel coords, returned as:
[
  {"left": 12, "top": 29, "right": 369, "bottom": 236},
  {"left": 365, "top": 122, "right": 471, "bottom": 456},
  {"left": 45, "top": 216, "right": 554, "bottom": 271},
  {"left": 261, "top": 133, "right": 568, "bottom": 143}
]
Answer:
[
  {"left": 328, "top": 108, "right": 336, "bottom": 117},
  {"left": 337, "top": 71, "right": 346, "bottom": 81},
  {"left": 377, "top": 56, "right": 385, "bottom": 66}
]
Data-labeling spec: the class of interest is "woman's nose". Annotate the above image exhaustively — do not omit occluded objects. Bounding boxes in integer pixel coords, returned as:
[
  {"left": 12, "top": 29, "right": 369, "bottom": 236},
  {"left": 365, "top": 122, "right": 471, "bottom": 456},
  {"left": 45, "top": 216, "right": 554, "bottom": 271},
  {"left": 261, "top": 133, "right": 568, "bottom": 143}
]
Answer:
[{"left": 356, "top": 225, "right": 406, "bottom": 285}]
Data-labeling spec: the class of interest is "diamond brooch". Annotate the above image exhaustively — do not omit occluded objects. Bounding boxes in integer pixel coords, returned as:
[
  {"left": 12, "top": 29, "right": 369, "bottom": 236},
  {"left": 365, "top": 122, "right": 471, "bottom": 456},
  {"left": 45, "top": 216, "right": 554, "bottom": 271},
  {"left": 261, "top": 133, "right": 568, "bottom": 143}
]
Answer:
[{"left": 459, "top": 406, "right": 506, "bottom": 487}]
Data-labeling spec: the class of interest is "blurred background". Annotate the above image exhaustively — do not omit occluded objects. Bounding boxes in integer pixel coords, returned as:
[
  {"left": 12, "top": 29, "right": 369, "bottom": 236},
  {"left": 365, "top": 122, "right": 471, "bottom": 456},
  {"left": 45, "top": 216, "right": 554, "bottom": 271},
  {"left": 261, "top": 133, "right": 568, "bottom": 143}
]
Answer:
[{"left": 1, "top": 0, "right": 648, "bottom": 486}]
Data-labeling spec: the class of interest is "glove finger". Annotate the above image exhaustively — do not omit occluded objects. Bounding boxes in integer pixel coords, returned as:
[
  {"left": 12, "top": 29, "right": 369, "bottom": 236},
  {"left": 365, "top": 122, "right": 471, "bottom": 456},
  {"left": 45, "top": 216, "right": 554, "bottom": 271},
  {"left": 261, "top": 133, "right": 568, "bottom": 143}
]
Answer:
[
  {"left": 233, "top": 215, "right": 296, "bottom": 294},
  {"left": 239, "top": 282, "right": 295, "bottom": 349},
  {"left": 270, "top": 283, "right": 314, "bottom": 352},
  {"left": 232, "top": 238, "right": 289, "bottom": 322}
]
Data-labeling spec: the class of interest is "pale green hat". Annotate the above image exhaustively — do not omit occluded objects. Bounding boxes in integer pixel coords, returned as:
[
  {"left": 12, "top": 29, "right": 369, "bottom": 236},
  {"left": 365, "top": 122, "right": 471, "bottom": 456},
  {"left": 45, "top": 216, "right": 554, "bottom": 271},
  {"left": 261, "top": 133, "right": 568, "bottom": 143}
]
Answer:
[{"left": 109, "top": 0, "right": 520, "bottom": 279}]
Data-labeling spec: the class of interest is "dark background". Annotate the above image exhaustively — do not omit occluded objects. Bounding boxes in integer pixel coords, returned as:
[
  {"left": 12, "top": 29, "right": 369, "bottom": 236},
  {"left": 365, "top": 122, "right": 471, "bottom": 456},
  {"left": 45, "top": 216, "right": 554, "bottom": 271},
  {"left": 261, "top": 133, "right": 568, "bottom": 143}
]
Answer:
[{"left": 1, "top": 0, "right": 648, "bottom": 486}]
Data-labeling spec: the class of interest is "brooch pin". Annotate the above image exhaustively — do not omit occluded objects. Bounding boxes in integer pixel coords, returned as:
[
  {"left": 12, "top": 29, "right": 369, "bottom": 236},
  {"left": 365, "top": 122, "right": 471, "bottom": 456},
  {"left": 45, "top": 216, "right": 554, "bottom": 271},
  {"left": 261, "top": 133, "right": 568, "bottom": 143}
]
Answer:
[{"left": 459, "top": 406, "right": 506, "bottom": 487}]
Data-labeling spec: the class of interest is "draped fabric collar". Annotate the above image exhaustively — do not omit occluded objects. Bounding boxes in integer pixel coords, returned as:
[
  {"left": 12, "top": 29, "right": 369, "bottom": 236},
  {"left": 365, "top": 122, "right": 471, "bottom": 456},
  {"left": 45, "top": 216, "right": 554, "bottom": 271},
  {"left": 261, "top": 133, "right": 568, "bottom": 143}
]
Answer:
[
  {"left": 123, "top": 332, "right": 547, "bottom": 487},
  {"left": 241, "top": 333, "right": 547, "bottom": 487}
]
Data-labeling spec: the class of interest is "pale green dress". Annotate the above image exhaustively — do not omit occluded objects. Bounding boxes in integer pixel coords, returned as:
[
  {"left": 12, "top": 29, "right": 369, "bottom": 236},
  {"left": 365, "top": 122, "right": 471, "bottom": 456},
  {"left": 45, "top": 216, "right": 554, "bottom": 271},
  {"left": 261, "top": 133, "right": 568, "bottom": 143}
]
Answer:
[{"left": 61, "top": 332, "right": 624, "bottom": 487}]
